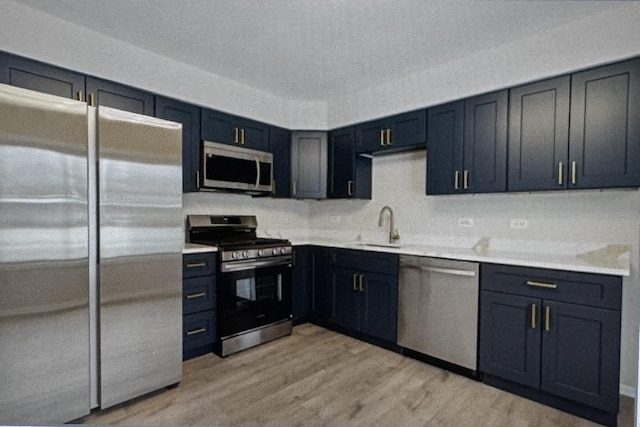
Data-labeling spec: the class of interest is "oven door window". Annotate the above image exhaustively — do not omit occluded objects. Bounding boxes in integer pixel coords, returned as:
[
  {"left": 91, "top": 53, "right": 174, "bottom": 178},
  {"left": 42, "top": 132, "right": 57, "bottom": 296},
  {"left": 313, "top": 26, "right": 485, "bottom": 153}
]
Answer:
[{"left": 219, "top": 265, "right": 292, "bottom": 338}]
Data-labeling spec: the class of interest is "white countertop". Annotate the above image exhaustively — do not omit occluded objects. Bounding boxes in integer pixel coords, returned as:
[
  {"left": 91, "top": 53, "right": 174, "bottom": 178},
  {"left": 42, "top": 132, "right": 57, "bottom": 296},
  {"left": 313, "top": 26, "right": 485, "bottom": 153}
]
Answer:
[
  {"left": 183, "top": 243, "right": 217, "bottom": 254},
  {"left": 288, "top": 235, "right": 631, "bottom": 277}
]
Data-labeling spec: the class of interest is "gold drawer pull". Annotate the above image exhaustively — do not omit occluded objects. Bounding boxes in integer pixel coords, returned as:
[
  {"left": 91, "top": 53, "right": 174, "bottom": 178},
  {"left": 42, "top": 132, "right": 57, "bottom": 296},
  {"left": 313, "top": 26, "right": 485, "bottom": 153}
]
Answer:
[
  {"left": 463, "top": 170, "right": 469, "bottom": 190},
  {"left": 558, "top": 162, "right": 563, "bottom": 185},
  {"left": 526, "top": 280, "right": 557, "bottom": 289},
  {"left": 186, "top": 292, "right": 206, "bottom": 300},
  {"left": 186, "top": 262, "right": 207, "bottom": 268},
  {"left": 352, "top": 274, "right": 358, "bottom": 291},
  {"left": 571, "top": 161, "right": 577, "bottom": 185},
  {"left": 359, "top": 274, "right": 365, "bottom": 292},
  {"left": 348, "top": 180, "right": 353, "bottom": 196},
  {"left": 545, "top": 306, "right": 551, "bottom": 331},
  {"left": 186, "top": 328, "right": 206, "bottom": 336},
  {"left": 531, "top": 303, "right": 537, "bottom": 329},
  {"left": 454, "top": 171, "right": 460, "bottom": 190}
]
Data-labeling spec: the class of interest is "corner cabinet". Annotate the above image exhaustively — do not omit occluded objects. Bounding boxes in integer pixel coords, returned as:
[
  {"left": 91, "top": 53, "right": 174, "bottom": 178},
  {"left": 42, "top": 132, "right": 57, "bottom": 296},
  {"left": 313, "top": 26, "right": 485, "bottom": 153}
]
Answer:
[
  {"left": 182, "top": 253, "right": 217, "bottom": 360},
  {"left": 290, "top": 131, "right": 327, "bottom": 199},
  {"left": 426, "top": 90, "right": 508, "bottom": 195},
  {"left": 569, "top": 58, "right": 640, "bottom": 189},
  {"left": 328, "top": 126, "right": 371, "bottom": 199},
  {"left": 356, "top": 109, "right": 426, "bottom": 154},
  {"left": 329, "top": 249, "right": 398, "bottom": 343},
  {"left": 155, "top": 97, "right": 201, "bottom": 193},
  {"left": 0, "top": 52, "right": 85, "bottom": 100},
  {"left": 479, "top": 264, "right": 622, "bottom": 427},
  {"left": 201, "top": 108, "right": 269, "bottom": 152},
  {"left": 292, "top": 246, "right": 313, "bottom": 324}
]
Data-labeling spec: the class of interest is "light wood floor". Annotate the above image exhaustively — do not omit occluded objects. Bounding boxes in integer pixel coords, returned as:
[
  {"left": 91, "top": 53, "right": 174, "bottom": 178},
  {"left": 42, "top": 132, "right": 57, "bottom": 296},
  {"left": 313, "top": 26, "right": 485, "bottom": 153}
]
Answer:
[{"left": 75, "top": 323, "right": 634, "bottom": 427}]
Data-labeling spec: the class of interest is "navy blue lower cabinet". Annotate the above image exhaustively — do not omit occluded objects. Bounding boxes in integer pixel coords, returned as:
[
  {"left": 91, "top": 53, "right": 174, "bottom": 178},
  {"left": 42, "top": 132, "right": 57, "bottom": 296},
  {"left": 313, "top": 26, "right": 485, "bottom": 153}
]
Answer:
[
  {"left": 361, "top": 272, "right": 398, "bottom": 343},
  {"left": 331, "top": 267, "right": 360, "bottom": 331},
  {"left": 182, "top": 253, "right": 217, "bottom": 360},
  {"left": 541, "top": 301, "right": 620, "bottom": 412},
  {"left": 312, "top": 247, "right": 332, "bottom": 323},
  {"left": 479, "top": 263, "right": 622, "bottom": 426},
  {"left": 479, "top": 291, "right": 541, "bottom": 389},
  {"left": 292, "top": 246, "right": 313, "bottom": 324}
]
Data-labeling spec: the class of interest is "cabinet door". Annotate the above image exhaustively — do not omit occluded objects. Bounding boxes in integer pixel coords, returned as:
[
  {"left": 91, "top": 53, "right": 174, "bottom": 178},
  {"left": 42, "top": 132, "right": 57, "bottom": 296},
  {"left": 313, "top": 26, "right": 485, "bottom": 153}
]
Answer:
[
  {"left": 237, "top": 118, "right": 269, "bottom": 151},
  {"left": 329, "top": 127, "right": 355, "bottom": 198},
  {"left": 361, "top": 272, "right": 398, "bottom": 342},
  {"left": 479, "top": 291, "right": 541, "bottom": 389},
  {"left": 291, "top": 131, "right": 327, "bottom": 199},
  {"left": 356, "top": 118, "right": 387, "bottom": 153},
  {"left": 312, "top": 247, "right": 332, "bottom": 322},
  {"left": 85, "top": 77, "right": 154, "bottom": 115},
  {"left": 155, "top": 96, "right": 201, "bottom": 193},
  {"left": 569, "top": 58, "right": 640, "bottom": 189},
  {"left": 331, "top": 267, "right": 360, "bottom": 331},
  {"left": 269, "top": 126, "right": 291, "bottom": 198},
  {"left": 0, "top": 53, "right": 85, "bottom": 100},
  {"left": 541, "top": 301, "right": 620, "bottom": 412},
  {"left": 463, "top": 90, "right": 508, "bottom": 193},
  {"left": 292, "top": 246, "right": 313, "bottom": 323},
  {"left": 426, "top": 101, "right": 464, "bottom": 195},
  {"left": 508, "top": 76, "right": 570, "bottom": 191},
  {"left": 388, "top": 109, "right": 427, "bottom": 150},
  {"left": 201, "top": 108, "right": 235, "bottom": 144}
]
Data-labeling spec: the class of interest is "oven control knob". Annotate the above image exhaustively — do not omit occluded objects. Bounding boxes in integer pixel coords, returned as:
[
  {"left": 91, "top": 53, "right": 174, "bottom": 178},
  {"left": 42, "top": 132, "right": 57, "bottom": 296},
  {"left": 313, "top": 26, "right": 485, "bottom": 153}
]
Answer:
[
  {"left": 257, "top": 249, "right": 265, "bottom": 257},
  {"left": 272, "top": 248, "right": 279, "bottom": 256},
  {"left": 232, "top": 251, "right": 241, "bottom": 260},
  {"left": 242, "top": 250, "right": 250, "bottom": 259}
]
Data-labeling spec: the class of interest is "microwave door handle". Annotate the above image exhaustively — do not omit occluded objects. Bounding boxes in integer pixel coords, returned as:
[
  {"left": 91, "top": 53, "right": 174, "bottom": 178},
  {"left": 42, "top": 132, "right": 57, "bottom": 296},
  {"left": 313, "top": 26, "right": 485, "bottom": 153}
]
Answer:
[{"left": 255, "top": 158, "right": 260, "bottom": 188}]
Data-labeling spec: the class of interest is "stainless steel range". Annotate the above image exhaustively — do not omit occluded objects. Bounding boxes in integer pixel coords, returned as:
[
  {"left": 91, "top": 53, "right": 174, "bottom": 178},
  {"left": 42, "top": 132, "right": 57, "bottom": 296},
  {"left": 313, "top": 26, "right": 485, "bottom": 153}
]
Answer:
[{"left": 187, "top": 215, "right": 293, "bottom": 356}]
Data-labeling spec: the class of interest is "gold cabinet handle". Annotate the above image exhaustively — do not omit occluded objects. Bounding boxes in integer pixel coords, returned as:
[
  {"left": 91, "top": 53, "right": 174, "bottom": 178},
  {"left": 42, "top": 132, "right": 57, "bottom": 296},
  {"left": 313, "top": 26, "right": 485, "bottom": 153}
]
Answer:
[
  {"left": 531, "top": 303, "right": 537, "bottom": 329},
  {"left": 348, "top": 180, "right": 353, "bottom": 196},
  {"left": 380, "top": 129, "right": 386, "bottom": 146},
  {"left": 463, "top": 170, "right": 469, "bottom": 190},
  {"left": 545, "top": 306, "right": 551, "bottom": 331},
  {"left": 292, "top": 180, "right": 297, "bottom": 197},
  {"left": 76, "top": 91, "right": 83, "bottom": 102},
  {"left": 186, "top": 328, "right": 206, "bottom": 336},
  {"left": 352, "top": 274, "right": 358, "bottom": 291},
  {"left": 571, "top": 161, "right": 577, "bottom": 185},
  {"left": 233, "top": 127, "right": 239, "bottom": 144},
  {"left": 186, "top": 292, "right": 206, "bottom": 300},
  {"left": 359, "top": 274, "right": 365, "bottom": 292},
  {"left": 186, "top": 262, "right": 207, "bottom": 268},
  {"left": 558, "top": 162, "right": 563, "bottom": 186},
  {"left": 196, "top": 170, "right": 200, "bottom": 189},
  {"left": 88, "top": 93, "right": 95, "bottom": 107},
  {"left": 386, "top": 129, "right": 392, "bottom": 146},
  {"left": 272, "top": 180, "right": 277, "bottom": 194},
  {"left": 240, "top": 128, "right": 245, "bottom": 144},
  {"left": 454, "top": 171, "right": 460, "bottom": 190},
  {"left": 526, "top": 280, "right": 557, "bottom": 289}
]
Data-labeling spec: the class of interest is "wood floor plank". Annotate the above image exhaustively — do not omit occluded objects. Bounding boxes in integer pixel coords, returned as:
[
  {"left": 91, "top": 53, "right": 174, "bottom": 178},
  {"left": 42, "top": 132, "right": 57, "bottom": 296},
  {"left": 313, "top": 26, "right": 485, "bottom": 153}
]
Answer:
[{"left": 74, "top": 323, "right": 633, "bottom": 427}]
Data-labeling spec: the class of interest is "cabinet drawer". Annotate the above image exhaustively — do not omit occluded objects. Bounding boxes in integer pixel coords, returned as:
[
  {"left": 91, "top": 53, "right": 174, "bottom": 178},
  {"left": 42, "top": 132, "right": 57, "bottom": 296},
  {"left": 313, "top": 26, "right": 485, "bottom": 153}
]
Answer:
[
  {"left": 183, "top": 276, "right": 216, "bottom": 315},
  {"left": 183, "top": 310, "right": 216, "bottom": 350},
  {"left": 182, "top": 253, "right": 216, "bottom": 278},
  {"left": 482, "top": 264, "right": 622, "bottom": 310},
  {"left": 329, "top": 249, "right": 398, "bottom": 276}
]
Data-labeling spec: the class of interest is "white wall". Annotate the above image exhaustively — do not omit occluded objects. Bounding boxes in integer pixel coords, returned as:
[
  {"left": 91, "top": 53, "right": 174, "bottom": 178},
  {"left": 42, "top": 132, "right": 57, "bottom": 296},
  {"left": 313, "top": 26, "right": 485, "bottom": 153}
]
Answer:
[
  {"left": 309, "top": 151, "right": 640, "bottom": 396},
  {"left": 0, "top": 0, "right": 328, "bottom": 129},
  {"left": 326, "top": 4, "right": 640, "bottom": 128}
]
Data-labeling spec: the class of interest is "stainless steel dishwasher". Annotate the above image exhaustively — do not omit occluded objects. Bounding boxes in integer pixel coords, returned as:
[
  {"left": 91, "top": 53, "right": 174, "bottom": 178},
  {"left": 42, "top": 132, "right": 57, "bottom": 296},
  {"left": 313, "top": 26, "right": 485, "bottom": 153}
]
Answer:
[{"left": 398, "top": 255, "right": 479, "bottom": 371}]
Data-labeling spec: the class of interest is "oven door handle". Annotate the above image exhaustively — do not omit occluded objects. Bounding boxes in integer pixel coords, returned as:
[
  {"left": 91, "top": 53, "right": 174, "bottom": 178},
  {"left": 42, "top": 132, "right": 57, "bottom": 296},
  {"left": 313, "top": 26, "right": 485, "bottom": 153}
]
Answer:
[{"left": 221, "top": 256, "right": 292, "bottom": 273}]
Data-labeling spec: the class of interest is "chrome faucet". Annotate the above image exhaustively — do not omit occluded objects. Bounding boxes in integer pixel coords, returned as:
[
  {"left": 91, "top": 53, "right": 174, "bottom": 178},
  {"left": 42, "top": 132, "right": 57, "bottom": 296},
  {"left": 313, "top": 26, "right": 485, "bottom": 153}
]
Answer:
[{"left": 378, "top": 206, "right": 400, "bottom": 244}]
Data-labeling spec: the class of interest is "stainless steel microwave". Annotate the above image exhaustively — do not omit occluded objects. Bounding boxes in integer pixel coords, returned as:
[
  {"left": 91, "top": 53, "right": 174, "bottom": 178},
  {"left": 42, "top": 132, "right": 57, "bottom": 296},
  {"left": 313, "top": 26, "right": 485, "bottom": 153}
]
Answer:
[{"left": 201, "top": 140, "right": 273, "bottom": 194}]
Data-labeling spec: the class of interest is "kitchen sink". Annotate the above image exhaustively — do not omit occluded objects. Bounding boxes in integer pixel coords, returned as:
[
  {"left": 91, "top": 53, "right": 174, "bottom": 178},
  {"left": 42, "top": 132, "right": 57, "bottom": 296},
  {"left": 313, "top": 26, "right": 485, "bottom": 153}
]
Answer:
[{"left": 351, "top": 242, "right": 403, "bottom": 249}]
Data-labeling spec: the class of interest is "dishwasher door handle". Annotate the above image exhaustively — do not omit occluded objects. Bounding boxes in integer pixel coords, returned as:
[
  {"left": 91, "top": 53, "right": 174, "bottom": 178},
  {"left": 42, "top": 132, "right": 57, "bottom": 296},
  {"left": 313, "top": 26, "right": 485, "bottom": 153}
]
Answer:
[{"left": 403, "top": 264, "right": 477, "bottom": 277}]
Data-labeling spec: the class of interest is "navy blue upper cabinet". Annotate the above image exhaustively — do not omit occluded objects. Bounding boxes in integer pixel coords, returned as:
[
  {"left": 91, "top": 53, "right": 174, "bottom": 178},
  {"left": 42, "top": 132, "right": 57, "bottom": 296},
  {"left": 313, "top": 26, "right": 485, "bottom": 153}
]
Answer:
[
  {"left": 356, "top": 109, "right": 426, "bottom": 154},
  {"left": 269, "top": 126, "right": 291, "bottom": 198},
  {"left": 427, "top": 90, "right": 507, "bottom": 195},
  {"left": 328, "top": 126, "right": 372, "bottom": 199},
  {"left": 290, "top": 131, "right": 328, "bottom": 199},
  {"left": 508, "top": 76, "right": 570, "bottom": 192},
  {"left": 426, "top": 101, "right": 464, "bottom": 195},
  {"left": 86, "top": 77, "right": 154, "bottom": 116},
  {"left": 569, "top": 58, "right": 640, "bottom": 189},
  {"left": 201, "top": 108, "right": 269, "bottom": 152},
  {"left": 155, "top": 96, "right": 201, "bottom": 193},
  {"left": 0, "top": 52, "right": 85, "bottom": 100}
]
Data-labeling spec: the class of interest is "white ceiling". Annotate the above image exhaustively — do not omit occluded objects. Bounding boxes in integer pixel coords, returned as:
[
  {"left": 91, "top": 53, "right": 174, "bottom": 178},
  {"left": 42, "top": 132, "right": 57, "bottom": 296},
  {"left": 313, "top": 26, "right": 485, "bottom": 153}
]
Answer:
[{"left": 19, "top": 0, "right": 628, "bottom": 102}]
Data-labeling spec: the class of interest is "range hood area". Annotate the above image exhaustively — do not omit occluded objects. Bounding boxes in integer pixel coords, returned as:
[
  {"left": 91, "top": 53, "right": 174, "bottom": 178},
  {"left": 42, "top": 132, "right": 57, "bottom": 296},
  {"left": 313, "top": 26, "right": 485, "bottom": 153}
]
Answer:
[{"left": 0, "top": 84, "right": 183, "bottom": 424}]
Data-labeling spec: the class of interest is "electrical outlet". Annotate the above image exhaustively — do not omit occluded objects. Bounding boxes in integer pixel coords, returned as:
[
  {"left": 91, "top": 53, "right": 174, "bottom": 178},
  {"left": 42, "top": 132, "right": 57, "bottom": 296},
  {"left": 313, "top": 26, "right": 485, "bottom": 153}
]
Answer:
[
  {"left": 458, "top": 218, "right": 474, "bottom": 228},
  {"left": 510, "top": 219, "right": 529, "bottom": 229}
]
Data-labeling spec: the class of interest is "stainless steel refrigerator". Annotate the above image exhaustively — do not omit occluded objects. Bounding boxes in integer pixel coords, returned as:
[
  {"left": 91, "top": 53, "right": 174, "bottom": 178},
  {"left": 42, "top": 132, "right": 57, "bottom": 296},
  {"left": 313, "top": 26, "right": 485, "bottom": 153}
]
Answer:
[{"left": 0, "top": 84, "right": 183, "bottom": 424}]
